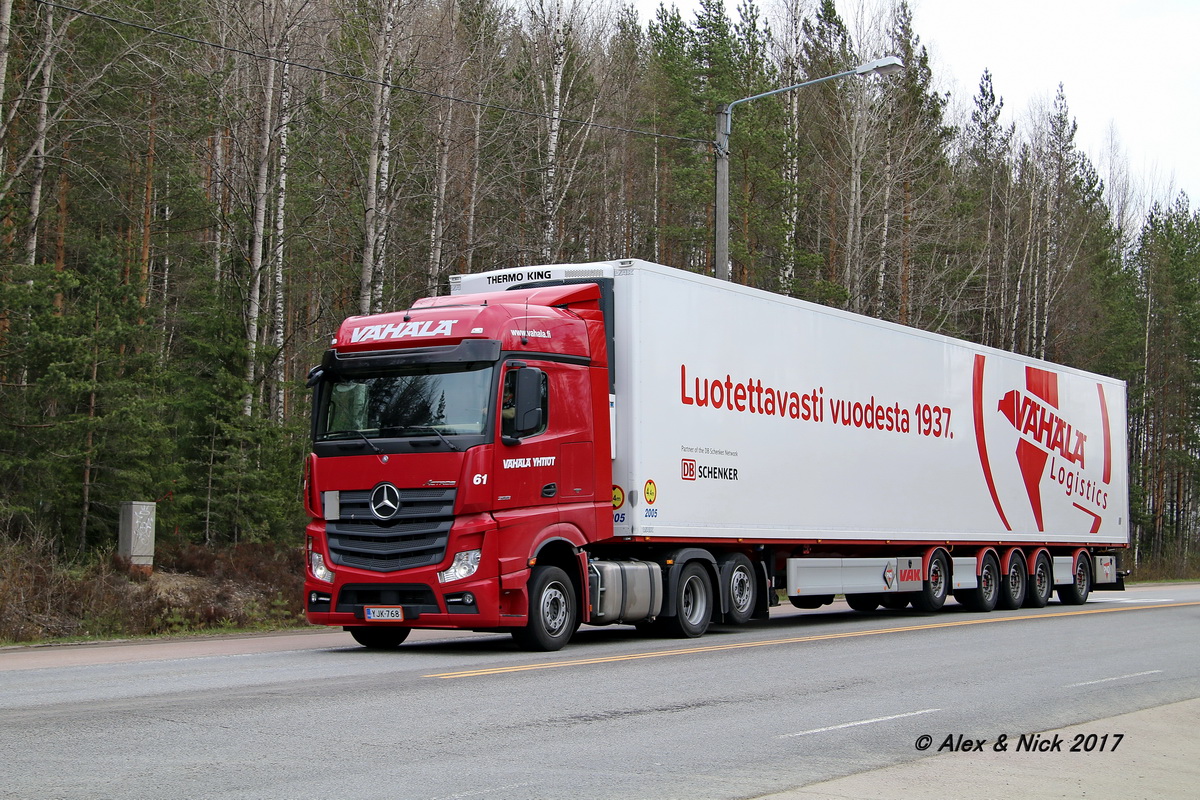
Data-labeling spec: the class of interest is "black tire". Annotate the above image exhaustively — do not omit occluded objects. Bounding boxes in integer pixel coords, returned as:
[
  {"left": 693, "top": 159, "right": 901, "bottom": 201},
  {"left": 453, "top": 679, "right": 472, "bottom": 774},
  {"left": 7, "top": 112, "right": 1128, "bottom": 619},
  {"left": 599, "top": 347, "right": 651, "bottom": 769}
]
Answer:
[
  {"left": 722, "top": 554, "right": 757, "bottom": 624},
  {"left": 963, "top": 553, "right": 1000, "bottom": 612},
  {"left": 512, "top": 565, "right": 578, "bottom": 651},
  {"left": 662, "top": 562, "right": 713, "bottom": 638},
  {"left": 880, "top": 594, "right": 910, "bottom": 610},
  {"left": 1056, "top": 555, "right": 1092, "bottom": 605},
  {"left": 789, "top": 594, "right": 834, "bottom": 609},
  {"left": 348, "top": 626, "right": 411, "bottom": 649},
  {"left": 635, "top": 619, "right": 665, "bottom": 636},
  {"left": 1024, "top": 553, "right": 1053, "bottom": 608},
  {"left": 998, "top": 553, "right": 1027, "bottom": 610},
  {"left": 845, "top": 593, "right": 879, "bottom": 612},
  {"left": 912, "top": 550, "right": 949, "bottom": 612}
]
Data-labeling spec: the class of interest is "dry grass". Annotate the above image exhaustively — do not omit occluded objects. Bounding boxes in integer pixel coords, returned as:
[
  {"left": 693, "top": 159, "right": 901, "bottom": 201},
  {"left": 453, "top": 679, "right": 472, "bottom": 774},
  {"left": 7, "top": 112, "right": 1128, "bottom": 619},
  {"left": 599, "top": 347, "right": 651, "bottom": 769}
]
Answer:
[
  {"left": 1126, "top": 553, "right": 1200, "bottom": 583},
  {"left": 0, "top": 537, "right": 305, "bottom": 644}
]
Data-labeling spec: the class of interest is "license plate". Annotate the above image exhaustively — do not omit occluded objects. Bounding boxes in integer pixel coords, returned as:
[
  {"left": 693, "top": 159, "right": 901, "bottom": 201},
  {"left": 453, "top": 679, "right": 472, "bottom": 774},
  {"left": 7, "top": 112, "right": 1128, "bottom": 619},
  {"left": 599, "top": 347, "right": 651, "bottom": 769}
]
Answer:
[{"left": 364, "top": 606, "right": 404, "bottom": 621}]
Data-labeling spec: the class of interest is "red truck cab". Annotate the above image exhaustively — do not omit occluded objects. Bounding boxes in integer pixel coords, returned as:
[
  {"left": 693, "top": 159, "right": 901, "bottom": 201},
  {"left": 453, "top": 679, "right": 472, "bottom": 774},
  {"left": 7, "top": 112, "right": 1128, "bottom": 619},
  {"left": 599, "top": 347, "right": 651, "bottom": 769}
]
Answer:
[{"left": 303, "top": 283, "right": 612, "bottom": 649}]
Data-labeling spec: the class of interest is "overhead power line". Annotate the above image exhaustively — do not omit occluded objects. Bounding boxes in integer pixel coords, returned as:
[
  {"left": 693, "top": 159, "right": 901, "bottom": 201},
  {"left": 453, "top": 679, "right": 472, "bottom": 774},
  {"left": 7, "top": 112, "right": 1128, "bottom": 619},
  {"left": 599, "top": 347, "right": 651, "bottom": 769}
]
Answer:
[{"left": 34, "top": 0, "right": 712, "bottom": 147}]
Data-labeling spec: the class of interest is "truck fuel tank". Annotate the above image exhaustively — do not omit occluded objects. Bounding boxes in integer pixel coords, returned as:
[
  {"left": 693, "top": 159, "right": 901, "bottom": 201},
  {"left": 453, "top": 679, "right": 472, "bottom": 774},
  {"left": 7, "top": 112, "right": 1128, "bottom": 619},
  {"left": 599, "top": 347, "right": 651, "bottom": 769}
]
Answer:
[{"left": 588, "top": 560, "right": 662, "bottom": 625}]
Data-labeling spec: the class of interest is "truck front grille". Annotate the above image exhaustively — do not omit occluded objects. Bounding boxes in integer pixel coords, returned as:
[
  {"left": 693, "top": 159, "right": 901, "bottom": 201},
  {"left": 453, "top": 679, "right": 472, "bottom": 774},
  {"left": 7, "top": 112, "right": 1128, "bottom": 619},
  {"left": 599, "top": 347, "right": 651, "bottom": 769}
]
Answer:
[
  {"left": 336, "top": 583, "right": 440, "bottom": 615},
  {"left": 326, "top": 488, "right": 455, "bottom": 573}
]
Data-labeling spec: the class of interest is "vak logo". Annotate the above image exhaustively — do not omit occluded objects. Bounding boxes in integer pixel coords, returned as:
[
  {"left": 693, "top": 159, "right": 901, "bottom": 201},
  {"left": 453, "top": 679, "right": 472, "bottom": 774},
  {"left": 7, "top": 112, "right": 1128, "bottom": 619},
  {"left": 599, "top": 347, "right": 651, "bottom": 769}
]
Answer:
[{"left": 973, "top": 355, "right": 1113, "bottom": 534}]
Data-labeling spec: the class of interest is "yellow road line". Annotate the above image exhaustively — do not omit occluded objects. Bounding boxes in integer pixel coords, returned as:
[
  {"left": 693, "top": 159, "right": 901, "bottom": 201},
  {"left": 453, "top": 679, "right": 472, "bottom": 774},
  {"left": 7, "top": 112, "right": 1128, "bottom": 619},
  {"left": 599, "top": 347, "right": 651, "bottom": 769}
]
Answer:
[{"left": 426, "top": 601, "right": 1200, "bottom": 679}]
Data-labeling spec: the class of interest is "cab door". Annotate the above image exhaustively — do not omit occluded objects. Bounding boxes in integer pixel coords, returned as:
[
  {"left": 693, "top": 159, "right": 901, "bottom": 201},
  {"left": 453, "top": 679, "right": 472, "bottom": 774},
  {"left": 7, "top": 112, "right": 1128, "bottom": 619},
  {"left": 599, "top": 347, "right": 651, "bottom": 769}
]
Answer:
[{"left": 491, "top": 361, "right": 561, "bottom": 515}]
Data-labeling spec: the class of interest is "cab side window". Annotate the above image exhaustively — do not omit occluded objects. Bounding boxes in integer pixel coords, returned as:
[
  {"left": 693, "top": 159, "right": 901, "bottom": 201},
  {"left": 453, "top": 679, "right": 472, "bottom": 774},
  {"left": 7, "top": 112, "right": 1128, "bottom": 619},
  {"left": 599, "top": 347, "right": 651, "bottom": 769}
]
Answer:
[{"left": 501, "top": 369, "right": 549, "bottom": 438}]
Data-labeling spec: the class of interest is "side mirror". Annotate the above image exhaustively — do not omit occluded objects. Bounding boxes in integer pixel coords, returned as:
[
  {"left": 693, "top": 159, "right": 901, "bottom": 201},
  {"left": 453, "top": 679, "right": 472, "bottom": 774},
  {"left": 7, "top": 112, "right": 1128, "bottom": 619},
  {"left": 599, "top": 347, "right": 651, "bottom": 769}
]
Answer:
[{"left": 503, "top": 367, "right": 544, "bottom": 444}]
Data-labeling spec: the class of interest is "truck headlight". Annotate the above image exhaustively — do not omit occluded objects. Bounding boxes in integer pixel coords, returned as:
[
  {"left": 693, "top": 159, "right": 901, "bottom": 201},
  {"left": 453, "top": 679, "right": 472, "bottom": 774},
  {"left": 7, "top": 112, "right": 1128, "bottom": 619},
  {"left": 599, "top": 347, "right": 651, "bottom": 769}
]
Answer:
[
  {"left": 437, "top": 549, "right": 481, "bottom": 583},
  {"left": 310, "top": 551, "right": 335, "bottom": 583}
]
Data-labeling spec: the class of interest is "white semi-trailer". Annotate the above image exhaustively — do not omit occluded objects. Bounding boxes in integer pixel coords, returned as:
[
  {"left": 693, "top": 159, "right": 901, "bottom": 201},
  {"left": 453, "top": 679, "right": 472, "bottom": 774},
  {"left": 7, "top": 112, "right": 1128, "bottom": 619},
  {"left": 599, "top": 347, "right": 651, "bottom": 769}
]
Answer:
[{"left": 304, "top": 260, "right": 1128, "bottom": 649}]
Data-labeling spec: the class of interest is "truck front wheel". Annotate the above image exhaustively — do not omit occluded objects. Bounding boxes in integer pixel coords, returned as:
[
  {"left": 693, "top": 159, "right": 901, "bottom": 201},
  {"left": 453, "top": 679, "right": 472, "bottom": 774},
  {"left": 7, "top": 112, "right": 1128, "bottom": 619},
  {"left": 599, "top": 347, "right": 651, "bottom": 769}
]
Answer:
[
  {"left": 348, "top": 627, "right": 411, "bottom": 649},
  {"left": 512, "top": 565, "right": 578, "bottom": 652}
]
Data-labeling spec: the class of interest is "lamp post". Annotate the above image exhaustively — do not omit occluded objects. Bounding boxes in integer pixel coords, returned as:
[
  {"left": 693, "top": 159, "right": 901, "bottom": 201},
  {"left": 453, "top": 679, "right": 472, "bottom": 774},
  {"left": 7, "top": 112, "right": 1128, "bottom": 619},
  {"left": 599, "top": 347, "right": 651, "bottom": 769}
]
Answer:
[{"left": 713, "top": 56, "right": 904, "bottom": 282}]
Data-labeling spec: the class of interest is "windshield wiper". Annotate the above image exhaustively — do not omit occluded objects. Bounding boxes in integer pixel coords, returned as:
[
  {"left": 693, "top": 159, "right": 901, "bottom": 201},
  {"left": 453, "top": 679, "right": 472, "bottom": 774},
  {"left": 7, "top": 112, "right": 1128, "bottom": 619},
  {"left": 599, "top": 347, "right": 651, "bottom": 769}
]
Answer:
[
  {"left": 325, "top": 429, "right": 383, "bottom": 455},
  {"left": 402, "top": 425, "right": 460, "bottom": 452}
]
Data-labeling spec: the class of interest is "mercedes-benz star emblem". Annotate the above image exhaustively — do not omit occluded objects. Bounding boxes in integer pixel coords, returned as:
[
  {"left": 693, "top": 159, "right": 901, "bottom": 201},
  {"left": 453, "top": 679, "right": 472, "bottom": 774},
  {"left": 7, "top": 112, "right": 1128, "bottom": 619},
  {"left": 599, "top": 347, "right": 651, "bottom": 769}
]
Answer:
[{"left": 370, "top": 482, "right": 401, "bottom": 520}]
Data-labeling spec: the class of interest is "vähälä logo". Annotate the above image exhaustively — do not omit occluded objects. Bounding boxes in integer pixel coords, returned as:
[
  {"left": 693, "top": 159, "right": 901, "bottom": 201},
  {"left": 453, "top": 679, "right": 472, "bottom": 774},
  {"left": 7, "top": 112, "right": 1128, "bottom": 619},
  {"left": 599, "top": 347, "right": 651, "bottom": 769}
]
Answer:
[{"left": 972, "top": 355, "right": 1113, "bottom": 534}]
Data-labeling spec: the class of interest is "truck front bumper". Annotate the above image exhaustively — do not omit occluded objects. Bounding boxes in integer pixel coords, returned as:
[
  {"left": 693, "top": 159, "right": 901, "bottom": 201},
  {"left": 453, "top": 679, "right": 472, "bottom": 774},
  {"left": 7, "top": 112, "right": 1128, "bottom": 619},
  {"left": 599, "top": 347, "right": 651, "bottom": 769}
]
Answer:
[{"left": 304, "top": 568, "right": 530, "bottom": 630}]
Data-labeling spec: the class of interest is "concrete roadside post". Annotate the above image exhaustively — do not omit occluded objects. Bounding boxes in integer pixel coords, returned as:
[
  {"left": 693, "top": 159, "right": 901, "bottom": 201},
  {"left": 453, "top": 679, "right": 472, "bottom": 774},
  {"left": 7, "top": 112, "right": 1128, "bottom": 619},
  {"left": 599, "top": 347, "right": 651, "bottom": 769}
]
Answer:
[{"left": 119, "top": 501, "right": 156, "bottom": 577}]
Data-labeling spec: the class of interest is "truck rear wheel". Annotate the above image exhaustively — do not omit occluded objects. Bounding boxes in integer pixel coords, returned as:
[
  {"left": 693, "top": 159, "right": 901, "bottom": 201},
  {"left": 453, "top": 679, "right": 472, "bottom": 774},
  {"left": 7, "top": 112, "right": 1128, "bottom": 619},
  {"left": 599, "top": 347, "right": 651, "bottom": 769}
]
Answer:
[
  {"left": 962, "top": 553, "right": 1000, "bottom": 612},
  {"left": 912, "top": 551, "right": 949, "bottom": 612},
  {"left": 663, "top": 562, "right": 712, "bottom": 638},
  {"left": 1056, "top": 555, "right": 1092, "bottom": 605},
  {"left": 1024, "top": 553, "right": 1053, "bottom": 608},
  {"left": 723, "top": 554, "right": 757, "bottom": 624},
  {"left": 348, "top": 626, "right": 411, "bottom": 649},
  {"left": 512, "top": 565, "right": 578, "bottom": 651},
  {"left": 998, "top": 553, "right": 1027, "bottom": 610}
]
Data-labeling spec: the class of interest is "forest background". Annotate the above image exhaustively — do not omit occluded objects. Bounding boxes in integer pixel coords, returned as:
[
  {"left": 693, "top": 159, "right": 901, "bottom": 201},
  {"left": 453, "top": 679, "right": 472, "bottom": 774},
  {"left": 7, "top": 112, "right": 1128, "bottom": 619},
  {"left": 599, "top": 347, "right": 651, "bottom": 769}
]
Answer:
[{"left": 1, "top": 0, "right": 1197, "bottom": 641}]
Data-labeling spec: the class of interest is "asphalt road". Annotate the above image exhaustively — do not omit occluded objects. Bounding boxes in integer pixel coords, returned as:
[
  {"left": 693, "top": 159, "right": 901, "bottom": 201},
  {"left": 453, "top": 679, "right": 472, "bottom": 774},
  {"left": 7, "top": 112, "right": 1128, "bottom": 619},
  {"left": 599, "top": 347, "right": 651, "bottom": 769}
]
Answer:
[{"left": 2, "top": 583, "right": 1197, "bottom": 799}]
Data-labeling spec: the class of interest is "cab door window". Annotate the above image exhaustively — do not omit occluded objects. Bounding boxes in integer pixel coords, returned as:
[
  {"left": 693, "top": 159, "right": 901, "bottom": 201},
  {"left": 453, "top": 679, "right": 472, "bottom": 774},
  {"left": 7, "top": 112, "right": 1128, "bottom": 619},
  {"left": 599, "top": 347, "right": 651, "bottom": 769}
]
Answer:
[{"left": 501, "top": 368, "right": 549, "bottom": 439}]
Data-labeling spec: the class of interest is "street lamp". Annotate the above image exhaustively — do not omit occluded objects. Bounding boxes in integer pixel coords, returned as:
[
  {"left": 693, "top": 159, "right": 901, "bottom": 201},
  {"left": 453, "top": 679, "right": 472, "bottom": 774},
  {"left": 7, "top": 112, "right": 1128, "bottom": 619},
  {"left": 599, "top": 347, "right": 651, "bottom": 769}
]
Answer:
[{"left": 713, "top": 55, "right": 904, "bottom": 282}]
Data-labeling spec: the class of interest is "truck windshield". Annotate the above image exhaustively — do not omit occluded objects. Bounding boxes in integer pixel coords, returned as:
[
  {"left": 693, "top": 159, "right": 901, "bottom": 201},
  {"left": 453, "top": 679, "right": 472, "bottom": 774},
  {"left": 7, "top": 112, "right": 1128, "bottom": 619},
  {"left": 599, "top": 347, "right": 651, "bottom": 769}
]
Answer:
[{"left": 316, "top": 364, "right": 494, "bottom": 441}]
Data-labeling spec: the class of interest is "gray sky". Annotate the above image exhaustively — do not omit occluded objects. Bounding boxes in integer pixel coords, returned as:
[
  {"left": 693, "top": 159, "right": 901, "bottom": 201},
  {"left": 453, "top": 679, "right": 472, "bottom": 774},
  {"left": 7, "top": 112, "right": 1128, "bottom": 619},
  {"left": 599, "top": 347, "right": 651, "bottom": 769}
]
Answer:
[{"left": 631, "top": 0, "right": 1198, "bottom": 210}]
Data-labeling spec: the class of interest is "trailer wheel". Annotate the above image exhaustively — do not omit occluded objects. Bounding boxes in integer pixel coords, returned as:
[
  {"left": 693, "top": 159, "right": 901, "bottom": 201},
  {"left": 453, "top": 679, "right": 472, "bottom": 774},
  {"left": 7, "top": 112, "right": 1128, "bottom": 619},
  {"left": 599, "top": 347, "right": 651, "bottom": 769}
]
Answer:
[
  {"left": 845, "top": 593, "right": 879, "bottom": 612},
  {"left": 912, "top": 551, "right": 949, "bottom": 612},
  {"left": 1056, "top": 555, "right": 1092, "bottom": 606},
  {"left": 723, "top": 554, "right": 757, "bottom": 624},
  {"left": 512, "top": 565, "right": 578, "bottom": 651},
  {"left": 998, "top": 553, "right": 1027, "bottom": 610},
  {"left": 961, "top": 552, "right": 1000, "bottom": 612},
  {"left": 789, "top": 595, "right": 834, "bottom": 609},
  {"left": 348, "top": 626, "right": 411, "bottom": 649},
  {"left": 1024, "top": 553, "right": 1053, "bottom": 608},
  {"left": 663, "top": 562, "right": 712, "bottom": 638}
]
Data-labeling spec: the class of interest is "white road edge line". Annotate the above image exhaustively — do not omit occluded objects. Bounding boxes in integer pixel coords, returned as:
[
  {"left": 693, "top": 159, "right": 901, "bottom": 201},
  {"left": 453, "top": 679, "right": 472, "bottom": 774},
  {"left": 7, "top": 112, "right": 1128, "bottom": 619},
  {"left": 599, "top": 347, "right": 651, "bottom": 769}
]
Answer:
[
  {"left": 778, "top": 708, "right": 941, "bottom": 739},
  {"left": 1066, "top": 670, "right": 1163, "bottom": 688},
  {"left": 1088, "top": 598, "right": 1174, "bottom": 603}
]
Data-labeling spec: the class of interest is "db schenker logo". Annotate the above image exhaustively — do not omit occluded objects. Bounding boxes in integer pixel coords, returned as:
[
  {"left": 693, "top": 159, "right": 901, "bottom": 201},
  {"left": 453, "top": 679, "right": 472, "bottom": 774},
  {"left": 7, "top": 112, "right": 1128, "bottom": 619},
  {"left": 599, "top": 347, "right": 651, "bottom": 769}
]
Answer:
[{"left": 681, "top": 459, "right": 739, "bottom": 481}]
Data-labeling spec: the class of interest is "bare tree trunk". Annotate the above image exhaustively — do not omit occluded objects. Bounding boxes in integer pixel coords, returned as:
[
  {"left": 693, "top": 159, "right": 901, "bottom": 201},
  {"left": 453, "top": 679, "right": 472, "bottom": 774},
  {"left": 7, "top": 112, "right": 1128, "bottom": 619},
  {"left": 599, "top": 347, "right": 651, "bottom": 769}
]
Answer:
[
  {"left": 271, "top": 39, "right": 292, "bottom": 424},
  {"left": 464, "top": 102, "right": 483, "bottom": 273},
  {"left": 241, "top": 18, "right": 279, "bottom": 417},
  {"left": 874, "top": 148, "right": 892, "bottom": 315},
  {"left": 370, "top": 95, "right": 391, "bottom": 314},
  {"left": 359, "top": 0, "right": 399, "bottom": 314},
  {"left": 140, "top": 91, "right": 157, "bottom": 316},
  {"left": 539, "top": 21, "right": 566, "bottom": 263},
  {"left": 24, "top": 5, "right": 56, "bottom": 267},
  {"left": 54, "top": 141, "right": 68, "bottom": 311},
  {"left": 1009, "top": 191, "right": 1035, "bottom": 351},
  {"left": 899, "top": 181, "right": 912, "bottom": 325},
  {"left": 79, "top": 301, "right": 100, "bottom": 554},
  {"left": 427, "top": 99, "right": 454, "bottom": 295},
  {"left": 0, "top": 0, "right": 14, "bottom": 176}
]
